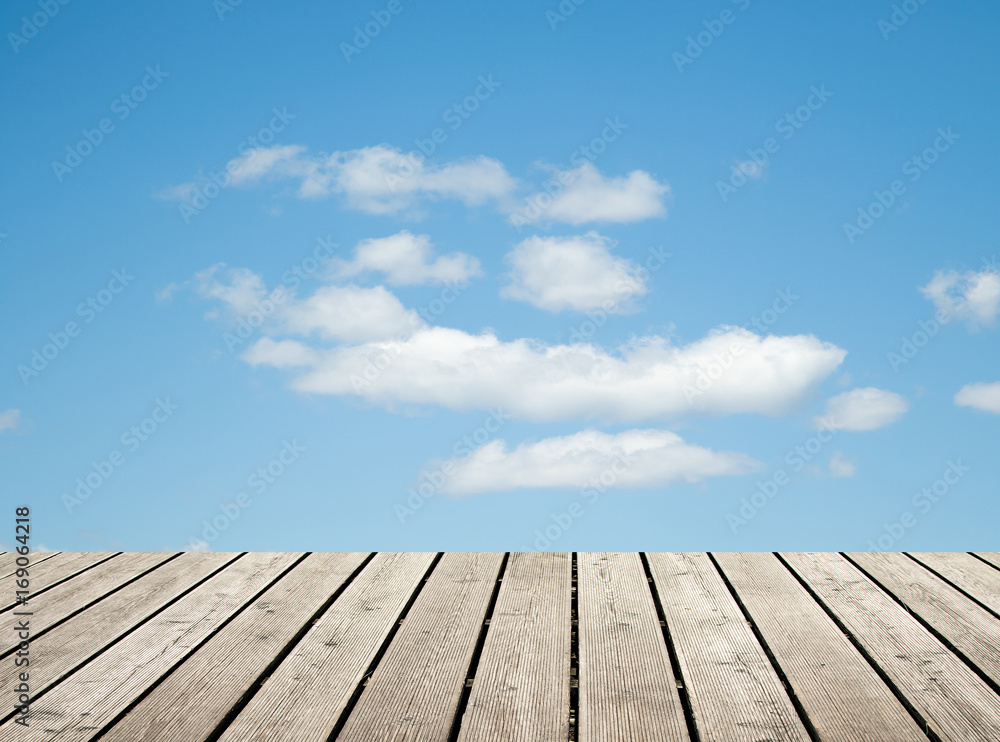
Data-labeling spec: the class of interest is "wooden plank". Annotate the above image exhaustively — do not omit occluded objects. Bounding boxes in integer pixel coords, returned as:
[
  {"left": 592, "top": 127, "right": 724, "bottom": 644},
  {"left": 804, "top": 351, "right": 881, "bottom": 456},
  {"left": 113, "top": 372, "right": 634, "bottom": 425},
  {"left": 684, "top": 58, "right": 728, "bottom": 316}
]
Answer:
[
  {"left": 577, "top": 552, "right": 690, "bottom": 742},
  {"left": 216, "top": 552, "right": 437, "bottom": 742},
  {"left": 908, "top": 553, "right": 1000, "bottom": 615},
  {"left": 713, "top": 552, "right": 928, "bottom": 742},
  {"left": 646, "top": 552, "right": 809, "bottom": 741},
  {"left": 848, "top": 552, "right": 1000, "bottom": 688},
  {"left": 0, "top": 552, "right": 116, "bottom": 610},
  {"left": 337, "top": 552, "right": 504, "bottom": 742},
  {"left": 973, "top": 553, "right": 1000, "bottom": 571},
  {"left": 0, "top": 551, "right": 237, "bottom": 702},
  {"left": 0, "top": 552, "right": 177, "bottom": 654},
  {"left": 456, "top": 552, "right": 572, "bottom": 742},
  {"left": 784, "top": 551, "right": 1000, "bottom": 741},
  {"left": 0, "top": 551, "right": 59, "bottom": 578},
  {"left": 3, "top": 552, "right": 301, "bottom": 742},
  {"left": 100, "top": 552, "right": 371, "bottom": 742}
]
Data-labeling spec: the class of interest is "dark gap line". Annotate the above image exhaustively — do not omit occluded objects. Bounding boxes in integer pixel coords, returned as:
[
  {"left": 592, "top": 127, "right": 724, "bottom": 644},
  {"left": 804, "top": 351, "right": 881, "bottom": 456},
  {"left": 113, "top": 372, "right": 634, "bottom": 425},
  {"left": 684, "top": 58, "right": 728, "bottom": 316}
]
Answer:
[
  {"left": 324, "top": 552, "right": 445, "bottom": 742},
  {"left": 0, "top": 552, "right": 183, "bottom": 661},
  {"left": 842, "top": 553, "right": 1000, "bottom": 697},
  {"left": 196, "top": 552, "right": 378, "bottom": 742},
  {"left": 1, "top": 551, "right": 123, "bottom": 614},
  {"left": 0, "top": 551, "right": 60, "bottom": 580},
  {"left": 903, "top": 553, "right": 1000, "bottom": 622},
  {"left": 968, "top": 552, "right": 1000, "bottom": 574},
  {"left": 638, "top": 552, "right": 701, "bottom": 742},
  {"left": 707, "top": 552, "right": 821, "bottom": 742},
  {"left": 569, "top": 552, "right": 579, "bottom": 742},
  {"left": 773, "top": 553, "right": 941, "bottom": 742},
  {"left": 90, "top": 552, "right": 313, "bottom": 741},
  {"left": 0, "top": 551, "right": 247, "bottom": 727},
  {"left": 445, "top": 552, "right": 510, "bottom": 742}
]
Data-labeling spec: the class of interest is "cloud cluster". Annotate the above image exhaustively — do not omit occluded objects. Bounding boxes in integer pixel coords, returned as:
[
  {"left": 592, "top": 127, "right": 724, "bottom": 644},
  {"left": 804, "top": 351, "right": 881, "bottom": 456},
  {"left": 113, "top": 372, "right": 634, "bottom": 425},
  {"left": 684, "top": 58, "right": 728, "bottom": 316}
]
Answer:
[
  {"left": 330, "top": 231, "right": 481, "bottom": 286},
  {"left": 815, "top": 387, "right": 909, "bottom": 431},
  {"left": 920, "top": 267, "right": 1000, "bottom": 328},
  {"left": 954, "top": 381, "right": 1000, "bottom": 414}
]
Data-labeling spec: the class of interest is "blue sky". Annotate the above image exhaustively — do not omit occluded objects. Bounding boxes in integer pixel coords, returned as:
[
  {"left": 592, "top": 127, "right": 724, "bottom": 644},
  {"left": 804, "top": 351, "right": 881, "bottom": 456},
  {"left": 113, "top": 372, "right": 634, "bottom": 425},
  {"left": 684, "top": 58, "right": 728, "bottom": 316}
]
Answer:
[{"left": 2, "top": 0, "right": 998, "bottom": 553}]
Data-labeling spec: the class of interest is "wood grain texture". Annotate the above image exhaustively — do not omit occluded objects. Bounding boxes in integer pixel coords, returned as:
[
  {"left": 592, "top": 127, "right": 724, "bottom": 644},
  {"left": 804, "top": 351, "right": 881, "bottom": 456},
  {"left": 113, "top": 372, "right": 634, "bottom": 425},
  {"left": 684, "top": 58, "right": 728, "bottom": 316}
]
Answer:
[
  {"left": 848, "top": 552, "right": 1000, "bottom": 688},
  {"left": 577, "top": 552, "right": 690, "bottom": 742},
  {"left": 713, "top": 552, "right": 928, "bottom": 742},
  {"left": 973, "top": 553, "right": 1000, "bottom": 571},
  {"left": 0, "top": 550, "right": 58, "bottom": 578},
  {"left": 216, "top": 552, "right": 437, "bottom": 742},
  {"left": 784, "top": 551, "right": 1000, "bottom": 742},
  {"left": 2, "top": 552, "right": 300, "bottom": 742},
  {"left": 646, "top": 552, "right": 809, "bottom": 742},
  {"left": 0, "top": 552, "right": 176, "bottom": 655},
  {"left": 0, "top": 552, "right": 116, "bottom": 611},
  {"left": 908, "top": 553, "right": 1000, "bottom": 615},
  {"left": 100, "top": 552, "right": 371, "bottom": 742},
  {"left": 337, "top": 552, "right": 504, "bottom": 742},
  {"left": 456, "top": 552, "right": 572, "bottom": 742}
]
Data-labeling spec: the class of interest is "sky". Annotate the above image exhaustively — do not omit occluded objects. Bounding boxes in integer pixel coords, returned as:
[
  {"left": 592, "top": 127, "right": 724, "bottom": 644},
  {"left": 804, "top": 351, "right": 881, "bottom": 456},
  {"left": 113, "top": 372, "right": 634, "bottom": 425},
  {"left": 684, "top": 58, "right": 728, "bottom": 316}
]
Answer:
[{"left": 1, "top": 0, "right": 998, "bottom": 553}]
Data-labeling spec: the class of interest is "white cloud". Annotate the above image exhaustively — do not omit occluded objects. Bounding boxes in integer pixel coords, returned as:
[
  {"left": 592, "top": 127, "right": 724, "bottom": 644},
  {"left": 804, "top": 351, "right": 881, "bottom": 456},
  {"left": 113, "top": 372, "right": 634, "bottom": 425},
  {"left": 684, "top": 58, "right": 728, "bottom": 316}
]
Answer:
[
  {"left": 162, "top": 144, "right": 517, "bottom": 216},
  {"left": 0, "top": 409, "right": 21, "bottom": 433},
  {"left": 828, "top": 451, "right": 857, "bottom": 478},
  {"left": 954, "top": 381, "right": 1000, "bottom": 414},
  {"left": 514, "top": 162, "right": 669, "bottom": 225},
  {"left": 815, "top": 388, "right": 909, "bottom": 431},
  {"left": 244, "top": 323, "right": 846, "bottom": 422},
  {"left": 920, "top": 267, "right": 1000, "bottom": 328},
  {"left": 435, "top": 429, "right": 762, "bottom": 495},
  {"left": 331, "top": 231, "right": 481, "bottom": 286},
  {"left": 501, "top": 232, "right": 648, "bottom": 313}
]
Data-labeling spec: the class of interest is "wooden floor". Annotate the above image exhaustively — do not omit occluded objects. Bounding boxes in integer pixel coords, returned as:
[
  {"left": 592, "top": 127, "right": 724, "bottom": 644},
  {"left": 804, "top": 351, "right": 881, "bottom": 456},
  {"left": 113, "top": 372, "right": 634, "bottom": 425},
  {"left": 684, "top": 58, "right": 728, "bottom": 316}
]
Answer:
[{"left": 4, "top": 552, "right": 1000, "bottom": 741}]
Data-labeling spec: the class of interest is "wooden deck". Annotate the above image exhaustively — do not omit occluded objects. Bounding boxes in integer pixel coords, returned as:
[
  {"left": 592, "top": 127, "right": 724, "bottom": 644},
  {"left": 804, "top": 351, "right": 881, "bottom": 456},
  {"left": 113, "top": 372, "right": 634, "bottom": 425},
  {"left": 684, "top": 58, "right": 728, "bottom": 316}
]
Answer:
[{"left": 4, "top": 552, "right": 1000, "bottom": 741}]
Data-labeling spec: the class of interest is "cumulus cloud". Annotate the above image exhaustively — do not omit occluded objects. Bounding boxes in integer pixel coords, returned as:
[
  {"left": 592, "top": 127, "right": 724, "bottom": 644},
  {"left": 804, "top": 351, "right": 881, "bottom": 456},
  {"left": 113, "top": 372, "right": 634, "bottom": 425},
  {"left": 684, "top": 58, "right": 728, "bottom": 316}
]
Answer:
[
  {"left": 0, "top": 409, "right": 21, "bottom": 433},
  {"left": 435, "top": 429, "right": 762, "bottom": 495},
  {"left": 828, "top": 451, "right": 857, "bottom": 478},
  {"left": 815, "top": 388, "right": 909, "bottom": 431},
  {"left": 331, "top": 231, "right": 481, "bottom": 286},
  {"left": 513, "top": 161, "right": 669, "bottom": 225},
  {"left": 501, "top": 232, "right": 648, "bottom": 313},
  {"left": 161, "top": 144, "right": 516, "bottom": 215},
  {"left": 954, "top": 381, "right": 1000, "bottom": 414},
  {"left": 243, "top": 323, "right": 846, "bottom": 422},
  {"left": 920, "top": 267, "right": 1000, "bottom": 328}
]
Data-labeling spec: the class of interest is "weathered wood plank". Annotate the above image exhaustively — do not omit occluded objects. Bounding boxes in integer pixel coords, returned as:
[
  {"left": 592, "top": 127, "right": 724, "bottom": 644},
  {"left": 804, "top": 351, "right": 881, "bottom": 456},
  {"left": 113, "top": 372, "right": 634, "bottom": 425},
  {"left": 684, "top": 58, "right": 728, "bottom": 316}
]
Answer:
[
  {"left": 337, "top": 552, "right": 504, "bottom": 742},
  {"left": 3, "top": 552, "right": 300, "bottom": 741},
  {"left": 0, "top": 552, "right": 238, "bottom": 704},
  {"left": 216, "top": 552, "right": 437, "bottom": 742},
  {"left": 784, "top": 551, "right": 1000, "bottom": 741},
  {"left": 577, "top": 552, "right": 690, "bottom": 742},
  {"left": 973, "top": 553, "right": 1000, "bottom": 571},
  {"left": 0, "top": 552, "right": 176, "bottom": 655},
  {"left": 0, "top": 550, "right": 58, "bottom": 578},
  {"left": 848, "top": 552, "right": 1000, "bottom": 688},
  {"left": 908, "top": 553, "right": 1000, "bottom": 615},
  {"left": 713, "top": 552, "right": 928, "bottom": 742},
  {"left": 456, "top": 552, "right": 572, "bottom": 742},
  {"left": 0, "top": 552, "right": 117, "bottom": 610},
  {"left": 646, "top": 552, "right": 809, "bottom": 741},
  {"left": 100, "top": 552, "right": 371, "bottom": 742}
]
